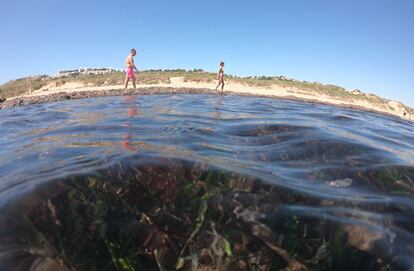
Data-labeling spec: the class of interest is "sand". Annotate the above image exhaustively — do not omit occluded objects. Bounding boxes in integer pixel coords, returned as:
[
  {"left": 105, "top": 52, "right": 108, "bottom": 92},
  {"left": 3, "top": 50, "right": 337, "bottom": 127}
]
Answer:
[{"left": 1, "top": 77, "right": 413, "bottom": 121}]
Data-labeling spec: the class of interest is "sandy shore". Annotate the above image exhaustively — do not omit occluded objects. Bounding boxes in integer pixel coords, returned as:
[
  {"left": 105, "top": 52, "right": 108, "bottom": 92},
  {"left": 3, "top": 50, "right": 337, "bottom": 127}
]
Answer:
[{"left": 1, "top": 77, "right": 413, "bottom": 121}]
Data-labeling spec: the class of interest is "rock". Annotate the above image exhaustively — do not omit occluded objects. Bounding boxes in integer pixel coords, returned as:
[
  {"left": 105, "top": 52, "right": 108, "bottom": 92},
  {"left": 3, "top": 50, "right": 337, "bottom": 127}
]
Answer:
[
  {"left": 326, "top": 178, "right": 353, "bottom": 188},
  {"left": 351, "top": 89, "right": 362, "bottom": 95},
  {"left": 387, "top": 100, "right": 414, "bottom": 119},
  {"left": 0, "top": 98, "right": 5, "bottom": 103},
  {"left": 388, "top": 101, "right": 405, "bottom": 113},
  {"left": 29, "top": 257, "right": 71, "bottom": 271}
]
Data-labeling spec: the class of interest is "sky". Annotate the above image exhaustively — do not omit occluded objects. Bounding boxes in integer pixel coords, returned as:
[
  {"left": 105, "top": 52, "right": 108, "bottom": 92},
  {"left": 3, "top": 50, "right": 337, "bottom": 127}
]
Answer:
[{"left": 0, "top": 0, "right": 413, "bottom": 107}]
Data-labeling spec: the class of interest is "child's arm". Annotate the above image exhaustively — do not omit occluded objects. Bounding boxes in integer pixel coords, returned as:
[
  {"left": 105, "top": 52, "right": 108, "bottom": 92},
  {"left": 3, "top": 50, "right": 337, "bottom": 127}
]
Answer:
[{"left": 132, "top": 58, "right": 138, "bottom": 72}]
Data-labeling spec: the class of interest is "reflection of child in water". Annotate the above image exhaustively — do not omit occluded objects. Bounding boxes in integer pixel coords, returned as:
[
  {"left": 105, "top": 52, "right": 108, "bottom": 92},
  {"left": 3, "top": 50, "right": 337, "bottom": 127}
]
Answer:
[
  {"left": 214, "top": 96, "right": 222, "bottom": 120},
  {"left": 215, "top": 62, "right": 225, "bottom": 92},
  {"left": 121, "top": 96, "right": 139, "bottom": 152}
]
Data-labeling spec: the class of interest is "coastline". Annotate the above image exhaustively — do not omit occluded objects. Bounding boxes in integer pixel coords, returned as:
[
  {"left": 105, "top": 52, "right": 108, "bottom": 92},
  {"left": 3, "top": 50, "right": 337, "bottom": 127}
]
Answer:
[{"left": 1, "top": 77, "right": 413, "bottom": 122}]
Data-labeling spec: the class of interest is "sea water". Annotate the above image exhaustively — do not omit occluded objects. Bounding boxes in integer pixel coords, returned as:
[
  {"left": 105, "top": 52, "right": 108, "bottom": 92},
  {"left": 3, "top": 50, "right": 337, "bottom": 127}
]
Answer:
[{"left": 0, "top": 94, "right": 413, "bottom": 271}]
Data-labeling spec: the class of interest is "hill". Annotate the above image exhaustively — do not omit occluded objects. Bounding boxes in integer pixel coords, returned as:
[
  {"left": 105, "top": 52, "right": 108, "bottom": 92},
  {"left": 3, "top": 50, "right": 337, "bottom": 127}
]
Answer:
[{"left": 0, "top": 69, "right": 413, "bottom": 121}]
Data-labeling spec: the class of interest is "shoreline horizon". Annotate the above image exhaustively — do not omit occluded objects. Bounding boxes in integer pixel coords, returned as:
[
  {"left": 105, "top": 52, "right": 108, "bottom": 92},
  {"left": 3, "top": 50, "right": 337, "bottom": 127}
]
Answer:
[{"left": 1, "top": 82, "right": 413, "bottom": 123}]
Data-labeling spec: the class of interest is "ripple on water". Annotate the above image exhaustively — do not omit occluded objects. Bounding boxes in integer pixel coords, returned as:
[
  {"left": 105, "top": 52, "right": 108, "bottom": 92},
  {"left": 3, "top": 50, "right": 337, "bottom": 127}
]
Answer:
[{"left": 0, "top": 94, "right": 413, "bottom": 271}]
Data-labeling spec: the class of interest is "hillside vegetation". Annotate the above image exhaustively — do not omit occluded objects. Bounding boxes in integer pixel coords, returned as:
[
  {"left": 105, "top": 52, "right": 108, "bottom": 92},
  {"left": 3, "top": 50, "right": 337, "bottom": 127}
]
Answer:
[{"left": 1, "top": 69, "right": 413, "bottom": 115}]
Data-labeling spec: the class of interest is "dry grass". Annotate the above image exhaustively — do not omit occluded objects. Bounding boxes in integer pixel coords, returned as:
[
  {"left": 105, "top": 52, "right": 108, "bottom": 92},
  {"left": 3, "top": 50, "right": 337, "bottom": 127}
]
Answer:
[{"left": 1, "top": 70, "right": 412, "bottom": 114}]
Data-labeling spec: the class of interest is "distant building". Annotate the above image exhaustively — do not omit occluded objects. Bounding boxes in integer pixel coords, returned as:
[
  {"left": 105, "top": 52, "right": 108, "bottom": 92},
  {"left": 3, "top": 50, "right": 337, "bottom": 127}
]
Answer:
[
  {"left": 55, "top": 67, "right": 115, "bottom": 77},
  {"left": 82, "top": 67, "right": 115, "bottom": 75},
  {"left": 31, "top": 75, "right": 50, "bottom": 81},
  {"left": 55, "top": 69, "right": 79, "bottom": 77}
]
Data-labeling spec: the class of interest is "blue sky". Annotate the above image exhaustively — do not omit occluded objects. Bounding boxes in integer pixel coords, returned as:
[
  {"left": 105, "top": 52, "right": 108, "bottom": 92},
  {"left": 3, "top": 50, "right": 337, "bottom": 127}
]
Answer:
[{"left": 1, "top": 0, "right": 413, "bottom": 106}]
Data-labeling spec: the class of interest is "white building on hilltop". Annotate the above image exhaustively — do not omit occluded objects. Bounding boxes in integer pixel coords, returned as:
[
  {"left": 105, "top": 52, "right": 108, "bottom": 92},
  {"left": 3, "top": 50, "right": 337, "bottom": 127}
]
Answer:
[{"left": 55, "top": 67, "right": 116, "bottom": 77}]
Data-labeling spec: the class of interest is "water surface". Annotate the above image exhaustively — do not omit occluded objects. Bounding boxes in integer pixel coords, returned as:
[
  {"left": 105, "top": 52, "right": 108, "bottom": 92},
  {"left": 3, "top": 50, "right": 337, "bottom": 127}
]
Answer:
[{"left": 0, "top": 94, "right": 413, "bottom": 271}]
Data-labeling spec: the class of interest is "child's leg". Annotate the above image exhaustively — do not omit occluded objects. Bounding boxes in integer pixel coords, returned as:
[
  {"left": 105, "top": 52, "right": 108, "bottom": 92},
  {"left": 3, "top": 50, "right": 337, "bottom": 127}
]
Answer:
[
  {"left": 215, "top": 76, "right": 223, "bottom": 90},
  {"left": 124, "top": 77, "right": 130, "bottom": 89},
  {"left": 132, "top": 78, "right": 136, "bottom": 89},
  {"left": 215, "top": 81, "right": 221, "bottom": 90},
  {"left": 218, "top": 77, "right": 224, "bottom": 91}
]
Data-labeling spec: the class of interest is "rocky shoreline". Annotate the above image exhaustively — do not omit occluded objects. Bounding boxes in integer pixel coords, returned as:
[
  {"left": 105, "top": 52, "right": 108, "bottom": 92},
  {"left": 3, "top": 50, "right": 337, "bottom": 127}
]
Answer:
[{"left": 0, "top": 87, "right": 412, "bottom": 122}]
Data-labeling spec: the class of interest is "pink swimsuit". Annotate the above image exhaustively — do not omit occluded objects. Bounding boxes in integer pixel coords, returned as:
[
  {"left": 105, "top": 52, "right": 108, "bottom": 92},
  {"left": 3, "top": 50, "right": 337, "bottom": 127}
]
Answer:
[{"left": 125, "top": 67, "right": 135, "bottom": 79}]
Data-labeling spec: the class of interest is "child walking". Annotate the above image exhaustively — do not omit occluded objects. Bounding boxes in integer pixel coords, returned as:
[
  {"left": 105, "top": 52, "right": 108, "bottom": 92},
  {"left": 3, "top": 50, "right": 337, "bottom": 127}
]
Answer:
[{"left": 215, "top": 62, "right": 225, "bottom": 92}]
